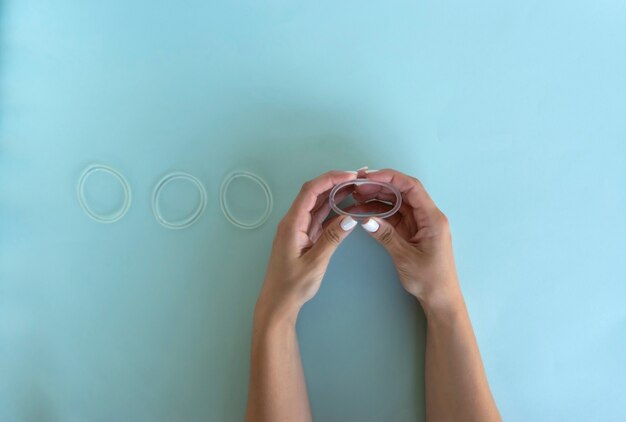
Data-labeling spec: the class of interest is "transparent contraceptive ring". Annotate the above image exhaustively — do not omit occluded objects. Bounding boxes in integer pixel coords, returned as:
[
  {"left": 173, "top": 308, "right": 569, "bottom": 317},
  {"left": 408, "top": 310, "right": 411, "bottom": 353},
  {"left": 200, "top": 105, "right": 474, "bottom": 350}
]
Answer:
[
  {"left": 152, "top": 172, "right": 207, "bottom": 230},
  {"left": 77, "top": 164, "right": 132, "bottom": 223},
  {"left": 220, "top": 170, "right": 273, "bottom": 229},
  {"left": 329, "top": 179, "right": 402, "bottom": 219}
]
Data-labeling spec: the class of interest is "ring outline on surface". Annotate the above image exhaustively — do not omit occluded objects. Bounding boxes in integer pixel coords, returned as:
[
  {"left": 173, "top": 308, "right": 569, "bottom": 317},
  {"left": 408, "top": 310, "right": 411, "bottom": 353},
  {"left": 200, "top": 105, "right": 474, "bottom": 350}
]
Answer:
[
  {"left": 220, "top": 171, "right": 273, "bottom": 229},
  {"left": 77, "top": 164, "right": 132, "bottom": 224},
  {"left": 329, "top": 179, "right": 402, "bottom": 219},
  {"left": 152, "top": 172, "right": 207, "bottom": 230}
]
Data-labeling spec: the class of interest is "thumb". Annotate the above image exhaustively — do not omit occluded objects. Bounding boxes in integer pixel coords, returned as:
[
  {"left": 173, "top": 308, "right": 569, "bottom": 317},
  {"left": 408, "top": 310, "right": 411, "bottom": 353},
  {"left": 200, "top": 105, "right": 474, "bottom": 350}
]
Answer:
[
  {"left": 308, "top": 215, "right": 358, "bottom": 262},
  {"left": 361, "top": 217, "right": 408, "bottom": 256}
]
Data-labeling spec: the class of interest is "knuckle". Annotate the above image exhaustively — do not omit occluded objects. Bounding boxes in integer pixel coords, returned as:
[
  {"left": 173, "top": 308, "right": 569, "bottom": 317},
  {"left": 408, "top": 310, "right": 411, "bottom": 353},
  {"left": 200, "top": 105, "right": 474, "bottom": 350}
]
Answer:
[
  {"left": 411, "top": 177, "right": 425, "bottom": 190},
  {"left": 436, "top": 212, "right": 452, "bottom": 236},
  {"left": 322, "top": 227, "right": 342, "bottom": 245},
  {"left": 377, "top": 226, "right": 395, "bottom": 246},
  {"left": 301, "top": 180, "right": 314, "bottom": 192},
  {"left": 276, "top": 218, "right": 291, "bottom": 235},
  {"left": 438, "top": 211, "right": 449, "bottom": 227}
]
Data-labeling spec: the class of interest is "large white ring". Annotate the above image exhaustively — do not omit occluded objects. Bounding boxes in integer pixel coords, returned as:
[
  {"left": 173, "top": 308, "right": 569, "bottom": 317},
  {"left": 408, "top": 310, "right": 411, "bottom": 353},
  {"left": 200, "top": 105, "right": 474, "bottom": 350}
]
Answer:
[
  {"left": 220, "top": 171, "right": 273, "bottom": 229},
  {"left": 152, "top": 172, "right": 207, "bottom": 230},
  {"left": 77, "top": 164, "right": 132, "bottom": 223}
]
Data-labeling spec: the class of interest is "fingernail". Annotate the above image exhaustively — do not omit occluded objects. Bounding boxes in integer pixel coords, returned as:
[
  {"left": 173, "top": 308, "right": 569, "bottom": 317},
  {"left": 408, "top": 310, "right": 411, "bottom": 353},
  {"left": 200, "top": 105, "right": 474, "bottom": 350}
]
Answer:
[
  {"left": 344, "top": 170, "right": 358, "bottom": 174},
  {"left": 340, "top": 216, "right": 358, "bottom": 231},
  {"left": 361, "top": 218, "right": 380, "bottom": 233},
  {"left": 365, "top": 169, "right": 379, "bottom": 173},
  {"left": 356, "top": 166, "right": 368, "bottom": 172}
]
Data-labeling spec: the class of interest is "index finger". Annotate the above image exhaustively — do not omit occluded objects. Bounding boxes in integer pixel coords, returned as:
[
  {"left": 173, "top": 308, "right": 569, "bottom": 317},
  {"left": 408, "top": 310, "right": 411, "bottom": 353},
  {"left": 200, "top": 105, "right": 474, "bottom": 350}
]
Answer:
[{"left": 285, "top": 170, "right": 357, "bottom": 233}]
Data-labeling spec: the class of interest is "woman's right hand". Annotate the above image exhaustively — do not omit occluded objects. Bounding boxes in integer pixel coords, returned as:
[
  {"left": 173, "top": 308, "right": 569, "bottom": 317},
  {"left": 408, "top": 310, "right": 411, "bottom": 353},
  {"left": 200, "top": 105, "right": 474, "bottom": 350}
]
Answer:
[{"left": 354, "top": 169, "right": 463, "bottom": 315}]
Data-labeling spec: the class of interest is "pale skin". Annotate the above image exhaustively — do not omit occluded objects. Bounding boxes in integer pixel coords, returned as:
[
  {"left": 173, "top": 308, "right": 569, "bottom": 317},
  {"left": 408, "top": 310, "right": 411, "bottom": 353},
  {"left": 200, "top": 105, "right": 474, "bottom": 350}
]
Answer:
[{"left": 245, "top": 168, "right": 501, "bottom": 422}]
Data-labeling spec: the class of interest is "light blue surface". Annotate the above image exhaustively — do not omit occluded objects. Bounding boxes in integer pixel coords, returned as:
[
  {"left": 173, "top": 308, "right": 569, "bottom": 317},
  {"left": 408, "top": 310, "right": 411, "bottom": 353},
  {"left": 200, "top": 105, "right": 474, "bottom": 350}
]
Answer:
[{"left": 1, "top": 1, "right": 625, "bottom": 421}]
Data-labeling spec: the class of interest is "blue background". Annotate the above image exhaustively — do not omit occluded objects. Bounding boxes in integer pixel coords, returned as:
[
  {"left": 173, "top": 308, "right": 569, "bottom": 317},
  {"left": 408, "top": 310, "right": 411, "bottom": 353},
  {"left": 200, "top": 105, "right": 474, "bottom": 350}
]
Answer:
[{"left": 1, "top": 1, "right": 625, "bottom": 421}]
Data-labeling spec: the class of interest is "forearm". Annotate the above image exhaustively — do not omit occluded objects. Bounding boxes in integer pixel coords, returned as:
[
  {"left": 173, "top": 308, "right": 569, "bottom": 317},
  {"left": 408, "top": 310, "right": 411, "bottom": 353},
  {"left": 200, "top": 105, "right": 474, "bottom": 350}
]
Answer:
[
  {"left": 245, "top": 298, "right": 312, "bottom": 422},
  {"left": 421, "top": 282, "right": 500, "bottom": 422}
]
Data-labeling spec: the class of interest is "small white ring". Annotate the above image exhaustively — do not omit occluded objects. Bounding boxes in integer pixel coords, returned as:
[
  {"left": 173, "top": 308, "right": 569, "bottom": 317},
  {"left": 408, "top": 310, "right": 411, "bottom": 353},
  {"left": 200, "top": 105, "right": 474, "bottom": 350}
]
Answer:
[
  {"left": 152, "top": 172, "right": 207, "bottom": 230},
  {"left": 77, "top": 164, "right": 132, "bottom": 223},
  {"left": 220, "top": 171, "right": 273, "bottom": 229}
]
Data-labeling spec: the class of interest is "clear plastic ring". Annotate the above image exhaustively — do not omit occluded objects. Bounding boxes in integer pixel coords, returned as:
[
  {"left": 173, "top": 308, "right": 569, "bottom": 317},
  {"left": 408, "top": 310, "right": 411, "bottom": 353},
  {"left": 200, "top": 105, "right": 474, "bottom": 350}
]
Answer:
[
  {"left": 152, "top": 172, "right": 207, "bottom": 230},
  {"left": 77, "top": 164, "right": 132, "bottom": 223},
  {"left": 329, "top": 179, "right": 402, "bottom": 219},
  {"left": 220, "top": 171, "right": 273, "bottom": 229}
]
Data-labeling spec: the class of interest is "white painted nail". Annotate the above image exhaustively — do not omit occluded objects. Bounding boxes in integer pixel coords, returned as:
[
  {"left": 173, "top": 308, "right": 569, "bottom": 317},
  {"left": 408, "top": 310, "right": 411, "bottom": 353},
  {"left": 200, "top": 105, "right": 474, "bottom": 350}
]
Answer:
[
  {"left": 365, "top": 169, "right": 379, "bottom": 173},
  {"left": 361, "top": 218, "right": 380, "bottom": 233},
  {"left": 344, "top": 170, "right": 358, "bottom": 174},
  {"left": 356, "top": 166, "right": 369, "bottom": 172},
  {"left": 340, "top": 216, "right": 358, "bottom": 231}
]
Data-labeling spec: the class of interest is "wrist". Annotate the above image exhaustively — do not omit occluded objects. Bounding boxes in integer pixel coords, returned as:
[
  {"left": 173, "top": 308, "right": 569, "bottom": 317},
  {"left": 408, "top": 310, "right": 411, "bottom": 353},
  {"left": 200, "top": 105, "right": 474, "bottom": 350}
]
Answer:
[
  {"left": 417, "top": 280, "right": 466, "bottom": 322},
  {"left": 254, "top": 288, "right": 302, "bottom": 329}
]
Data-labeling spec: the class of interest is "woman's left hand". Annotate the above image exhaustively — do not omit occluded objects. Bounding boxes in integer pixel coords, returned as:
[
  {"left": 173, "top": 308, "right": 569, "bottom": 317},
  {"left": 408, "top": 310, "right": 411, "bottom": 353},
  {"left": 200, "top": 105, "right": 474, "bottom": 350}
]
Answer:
[{"left": 255, "top": 170, "right": 359, "bottom": 322}]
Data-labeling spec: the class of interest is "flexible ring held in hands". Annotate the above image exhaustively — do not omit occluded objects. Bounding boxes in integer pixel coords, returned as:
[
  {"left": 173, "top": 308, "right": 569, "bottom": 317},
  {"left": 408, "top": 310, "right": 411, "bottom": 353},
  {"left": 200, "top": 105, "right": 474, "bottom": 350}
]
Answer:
[
  {"left": 220, "top": 171, "right": 273, "bottom": 229},
  {"left": 152, "top": 172, "right": 207, "bottom": 230},
  {"left": 328, "top": 179, "right": 402, "bottom": 219},
  {"left": 77, "top": 164, "right": 132, "bottom": 223}
]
